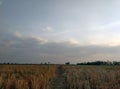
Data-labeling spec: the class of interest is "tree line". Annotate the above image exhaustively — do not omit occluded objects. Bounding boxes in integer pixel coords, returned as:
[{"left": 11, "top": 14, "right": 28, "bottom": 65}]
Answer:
[{"left": 77, "top": 61, "right": 120, "bottom": 65}]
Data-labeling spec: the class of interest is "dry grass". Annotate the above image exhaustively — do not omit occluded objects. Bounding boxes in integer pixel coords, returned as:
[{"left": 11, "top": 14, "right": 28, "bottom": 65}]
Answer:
[
  {"left": 0, "top": 64, "right": 57, "bottom": 89},
  {"left": 1, "top": 64, "right": 120, "bottom": 89},
  {"left": 64, "top": 65, "right": 120, "bottom": 89}
]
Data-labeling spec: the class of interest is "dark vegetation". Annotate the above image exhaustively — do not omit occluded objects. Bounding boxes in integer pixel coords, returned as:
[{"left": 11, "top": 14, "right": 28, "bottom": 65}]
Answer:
[
  {"left": 77, "top": 61, "right": 120, "bottom": 65},
  {"left": 65, "top": 62, "right": 70, "bottom": 65}
]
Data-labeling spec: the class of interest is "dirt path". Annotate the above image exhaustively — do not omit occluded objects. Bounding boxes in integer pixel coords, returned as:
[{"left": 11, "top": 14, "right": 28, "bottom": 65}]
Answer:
[{"left": 49, "top": 66, "right": 67, "bottom": 89}]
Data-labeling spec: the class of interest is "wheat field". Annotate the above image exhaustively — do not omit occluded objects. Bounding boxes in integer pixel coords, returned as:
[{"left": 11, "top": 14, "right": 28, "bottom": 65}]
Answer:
[
  {"left": 64, "top": 65, "right": 120, "bottom": 89},
  {"left": 0, "top": 65, "right": 57, "bottom": 89},
  {"left": 0, "top": 65, "right": 120, "bottom": 89}
]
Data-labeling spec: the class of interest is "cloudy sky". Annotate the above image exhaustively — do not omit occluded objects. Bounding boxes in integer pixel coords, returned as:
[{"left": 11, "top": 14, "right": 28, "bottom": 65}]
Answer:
[{"left": 0, "top": 0, "right": 120, "bottom": 64}]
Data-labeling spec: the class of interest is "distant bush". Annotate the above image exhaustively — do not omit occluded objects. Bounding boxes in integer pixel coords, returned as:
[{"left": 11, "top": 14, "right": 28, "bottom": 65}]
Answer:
[{"left": 65, "top": 62, "right": 70, "bottom": 65}]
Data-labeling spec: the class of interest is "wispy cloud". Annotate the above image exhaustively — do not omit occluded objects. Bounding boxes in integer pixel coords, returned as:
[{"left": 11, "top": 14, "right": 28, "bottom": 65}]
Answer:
[
  {"left": 14, "top": 31, "right": 23, "bottom": 39},
  {"left": 30, "top": 36, "right": 48, "bottom": 44},
  {"left": 41, "top": 26, "right": 54, "bottom": 32},
  {"left": 69, "top": 38, "right": 80, "bottom": 45},
  {"left": 97, "top": 21, "right": 120, "bottom": 31}
]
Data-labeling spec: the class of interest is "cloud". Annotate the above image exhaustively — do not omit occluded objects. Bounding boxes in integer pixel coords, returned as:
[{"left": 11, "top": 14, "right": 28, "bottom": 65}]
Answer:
[
  {"left": 29, "top": 36, "right": 48, "bottom": 44},
  {"left": 66, "top": 38, "right": 85, "bottom": 47},
  {"left": 0, "top": 30, "right": 48, "bottom": 49},
  {"left": 13, "top": 31, "right": 48, "bottom": 45},
  {"left": 0, "top": 30, "right": 120, "bottom": 64},
  {"left": 69, "top": 38, "right": 79, "bottom": 45},
  {"left": 99, "top": 21, "right": 120, "bottom": 31},
  {"left": 68, "top": 21, "right": 120, "bottom": 47},
  {"left": 14, "top": 31, "right": 23, "bottom": 39},
  {"left": 41, "top": 26, "right": 54, "bottom": 32}
]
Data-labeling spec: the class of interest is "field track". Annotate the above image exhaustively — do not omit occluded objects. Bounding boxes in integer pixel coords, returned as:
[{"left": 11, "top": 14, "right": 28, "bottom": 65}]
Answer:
[{"left": 49, "top": 66, "right": 66, "bottom": 89}]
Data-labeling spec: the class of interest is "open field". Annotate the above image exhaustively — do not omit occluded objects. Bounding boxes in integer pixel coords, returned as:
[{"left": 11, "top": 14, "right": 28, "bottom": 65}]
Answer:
[
  {"left": 0, "top": 65, "right": 120, "bottom": 89},
  {"left": 0, "top": 65, "right": 57, "bottom": 89},
  {"left": 64, "top": 65, "right": 120, "bottom": 89}
]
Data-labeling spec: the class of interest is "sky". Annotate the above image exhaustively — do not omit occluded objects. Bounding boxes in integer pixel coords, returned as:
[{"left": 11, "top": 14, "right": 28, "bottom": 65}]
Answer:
[{"left": 0, "top": 0, "right": 120, "bottom": 64}]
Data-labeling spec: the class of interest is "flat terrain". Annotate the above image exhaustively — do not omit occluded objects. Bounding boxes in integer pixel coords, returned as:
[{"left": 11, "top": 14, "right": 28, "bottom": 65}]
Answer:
[{"left": 0, "top": 65, "right": 120, "bottom": 89}]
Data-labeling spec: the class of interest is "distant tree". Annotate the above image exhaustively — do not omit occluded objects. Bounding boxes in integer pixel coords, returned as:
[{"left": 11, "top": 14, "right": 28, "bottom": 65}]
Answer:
[
  {"left": 44, "top": 62, "right": 47, "bottom": 65},
  {"left": 41, "top": 62, "right": 43, "bottom": 64},
  {"left": 113, "top": 61, "right": 120, "bottom": 65},
  {"left": 65, "top": 62, "right": 70, "bottom": 65}
]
